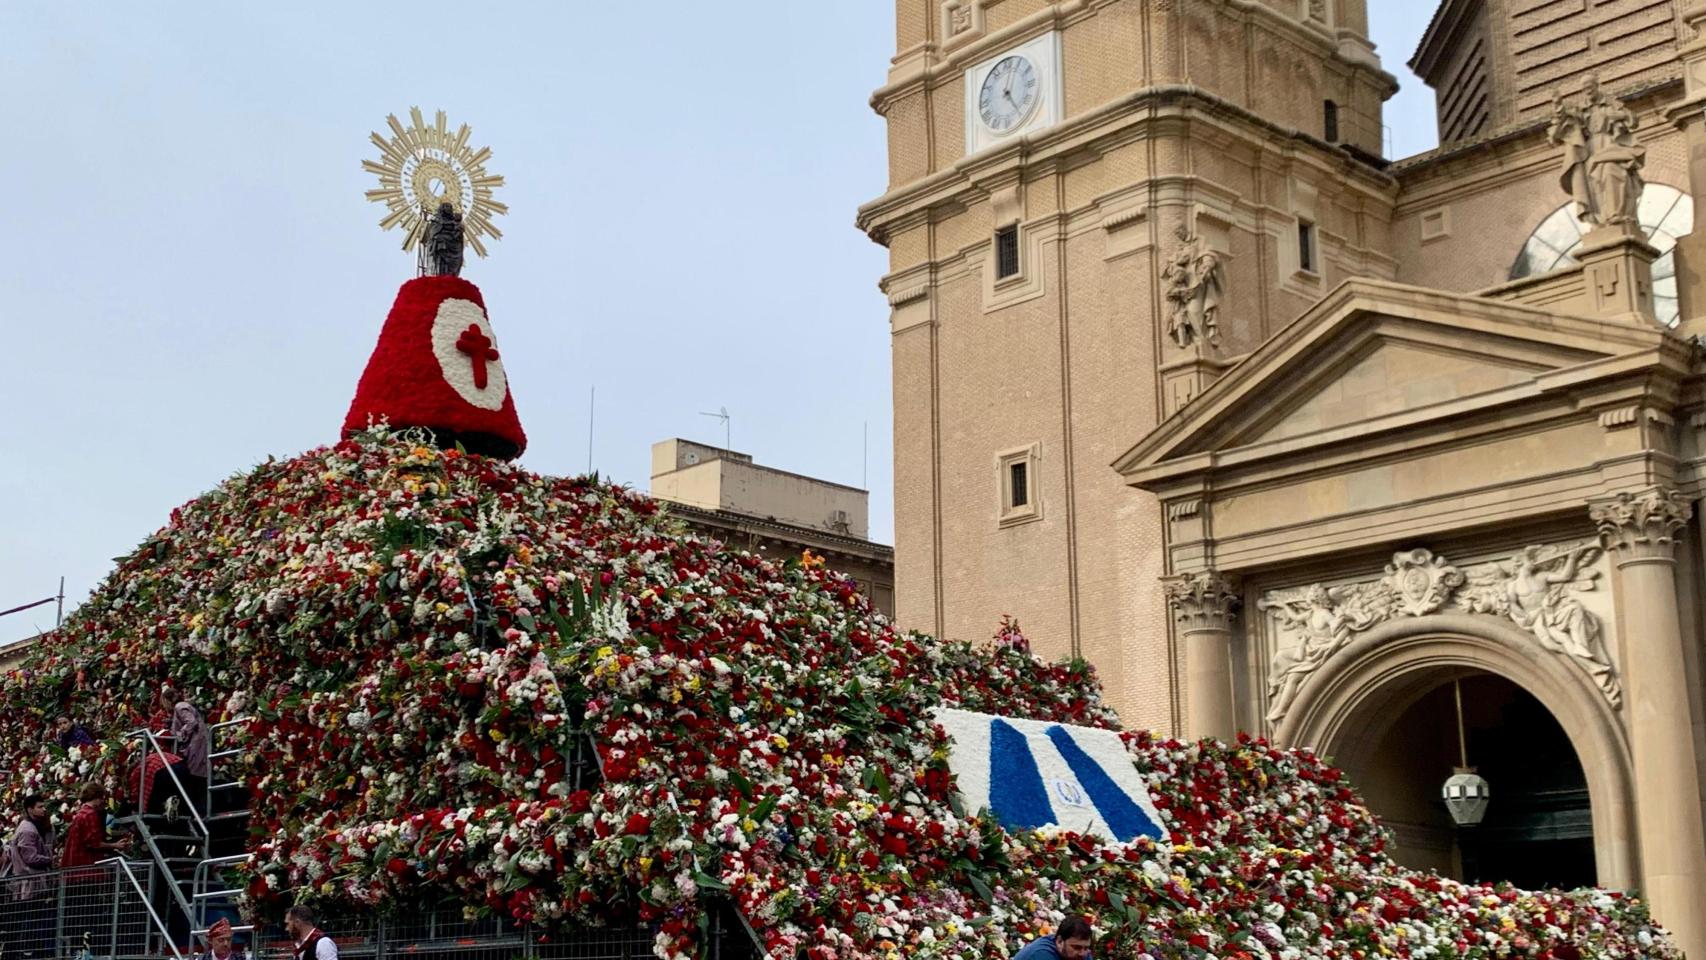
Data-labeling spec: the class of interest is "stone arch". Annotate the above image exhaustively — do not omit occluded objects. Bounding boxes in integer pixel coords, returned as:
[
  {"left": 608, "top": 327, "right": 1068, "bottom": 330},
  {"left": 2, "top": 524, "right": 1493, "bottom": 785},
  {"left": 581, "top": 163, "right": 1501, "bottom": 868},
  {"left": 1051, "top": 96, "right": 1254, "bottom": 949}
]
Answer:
[{"left": 1272, "top": 613, "right": 1638, "bottom": 888}]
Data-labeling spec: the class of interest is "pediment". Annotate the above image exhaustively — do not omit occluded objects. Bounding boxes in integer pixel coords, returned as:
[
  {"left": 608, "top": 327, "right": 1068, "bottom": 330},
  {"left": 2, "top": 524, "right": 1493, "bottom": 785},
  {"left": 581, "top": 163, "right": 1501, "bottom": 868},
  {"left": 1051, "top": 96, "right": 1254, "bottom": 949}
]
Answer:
[
  {"left": 1227, "top": 335, "right": 1553, "bottom": 448},
  {"left": 1116, "top": 280, "right": 1669, "bottom": 477}
]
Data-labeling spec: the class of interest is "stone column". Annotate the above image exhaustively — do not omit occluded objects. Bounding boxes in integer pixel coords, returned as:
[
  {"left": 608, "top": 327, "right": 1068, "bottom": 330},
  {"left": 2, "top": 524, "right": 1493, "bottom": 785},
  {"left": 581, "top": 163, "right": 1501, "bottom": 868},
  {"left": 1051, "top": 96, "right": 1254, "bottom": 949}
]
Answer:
[
  {"left": 1590, "top": 487, "right": 1706, "bottom": 957},
  {"left": 1164, "top": 571, "right": 1240, "bottom": 742}
]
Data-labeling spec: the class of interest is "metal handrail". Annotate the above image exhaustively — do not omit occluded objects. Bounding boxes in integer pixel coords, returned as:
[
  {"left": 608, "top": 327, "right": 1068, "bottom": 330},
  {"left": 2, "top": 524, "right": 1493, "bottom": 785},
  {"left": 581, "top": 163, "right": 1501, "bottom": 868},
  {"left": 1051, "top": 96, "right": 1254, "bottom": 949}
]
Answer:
[
  {"left": 107, "top": 856, "right": 186, "bottom": 960},
  {"left": 206, "top": 716, "right": 252, "bottom": 819},
  {"left": 192, "top": 852, "right": 252, "bottom": 929},
  {"left": 127, "top": 727, "right": 209, "bottom": 837},
  {"left": 124, "top": 810, "right": 200, "bottom": 927}
]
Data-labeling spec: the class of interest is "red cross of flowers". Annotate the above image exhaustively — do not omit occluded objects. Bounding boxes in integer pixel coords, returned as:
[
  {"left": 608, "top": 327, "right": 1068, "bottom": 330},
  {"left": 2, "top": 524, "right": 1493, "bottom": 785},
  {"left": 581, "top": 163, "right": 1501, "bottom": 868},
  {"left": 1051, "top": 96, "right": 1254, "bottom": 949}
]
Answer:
[{"left": 455, "top": 323, "right": 500, "bottom": 390}]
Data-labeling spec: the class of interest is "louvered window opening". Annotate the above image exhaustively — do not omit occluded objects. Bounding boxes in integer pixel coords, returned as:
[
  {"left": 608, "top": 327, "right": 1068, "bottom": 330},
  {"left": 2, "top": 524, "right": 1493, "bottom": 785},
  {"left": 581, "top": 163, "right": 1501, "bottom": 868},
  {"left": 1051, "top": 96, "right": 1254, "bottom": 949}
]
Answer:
[{"left": 995, "top": 225, "right": 1021, "bottom": 279}]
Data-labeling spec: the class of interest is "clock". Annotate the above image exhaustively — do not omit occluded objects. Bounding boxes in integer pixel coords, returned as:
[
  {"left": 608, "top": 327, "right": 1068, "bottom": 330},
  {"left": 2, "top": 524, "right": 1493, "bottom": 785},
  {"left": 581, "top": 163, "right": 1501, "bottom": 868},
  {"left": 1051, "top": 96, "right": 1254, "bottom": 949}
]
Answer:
[{"left": 977, "top": 55, "right": 1039, "bottom": 134}]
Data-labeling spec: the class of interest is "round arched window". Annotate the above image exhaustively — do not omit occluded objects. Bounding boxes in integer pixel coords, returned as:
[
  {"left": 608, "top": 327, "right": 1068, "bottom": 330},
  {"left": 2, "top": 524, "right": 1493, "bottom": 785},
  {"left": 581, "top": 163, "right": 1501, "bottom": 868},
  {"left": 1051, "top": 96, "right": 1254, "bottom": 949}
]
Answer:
[{"left": 1509, "top": 184, "right": 1693, "bottom": 326}]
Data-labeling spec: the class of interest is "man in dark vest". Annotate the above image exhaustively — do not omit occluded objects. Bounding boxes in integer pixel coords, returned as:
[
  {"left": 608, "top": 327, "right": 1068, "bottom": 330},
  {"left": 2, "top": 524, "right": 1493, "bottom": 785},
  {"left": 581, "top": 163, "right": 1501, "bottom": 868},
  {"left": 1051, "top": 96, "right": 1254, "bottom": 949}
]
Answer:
[{"left": 285, "top": 906, "right": 336, "bottom": 960}]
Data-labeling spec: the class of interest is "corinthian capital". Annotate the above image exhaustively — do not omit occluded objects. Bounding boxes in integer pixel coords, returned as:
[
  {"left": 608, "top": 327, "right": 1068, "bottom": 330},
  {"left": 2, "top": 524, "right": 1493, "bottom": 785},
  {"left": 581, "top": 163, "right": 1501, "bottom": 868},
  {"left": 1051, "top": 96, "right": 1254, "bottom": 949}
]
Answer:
[
  {"left": 1590, "top": 487, "right": 1694, "bottom": 563},
  {"left": 1163, "top": 570, "right": 1241, "bottom": 633}
]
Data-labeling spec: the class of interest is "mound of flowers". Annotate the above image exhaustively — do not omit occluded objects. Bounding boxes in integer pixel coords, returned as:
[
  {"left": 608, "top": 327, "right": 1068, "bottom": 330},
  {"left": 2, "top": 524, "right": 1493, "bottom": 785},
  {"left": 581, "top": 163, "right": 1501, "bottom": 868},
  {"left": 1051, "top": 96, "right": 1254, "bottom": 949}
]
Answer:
[{"left": 0, "top": 430, "right": 1676, "bottom": 959}]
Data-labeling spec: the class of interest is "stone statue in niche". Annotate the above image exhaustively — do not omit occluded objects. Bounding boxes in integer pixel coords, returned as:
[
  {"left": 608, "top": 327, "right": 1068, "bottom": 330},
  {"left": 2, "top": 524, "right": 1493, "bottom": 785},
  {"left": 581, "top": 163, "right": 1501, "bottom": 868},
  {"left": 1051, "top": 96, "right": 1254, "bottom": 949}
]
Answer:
[
  {"left": 1307, "top": 0, "right": 1327, "bottom": 23},
  {"left": 1548, "top": 75, "right": 1646, "bottom": 228},
  {"left": 1461, "top": 542, "right": 1620, "bottom": 707},
  {"left": 1161, "top": 223, "right": 1225, "bottom": 350}
]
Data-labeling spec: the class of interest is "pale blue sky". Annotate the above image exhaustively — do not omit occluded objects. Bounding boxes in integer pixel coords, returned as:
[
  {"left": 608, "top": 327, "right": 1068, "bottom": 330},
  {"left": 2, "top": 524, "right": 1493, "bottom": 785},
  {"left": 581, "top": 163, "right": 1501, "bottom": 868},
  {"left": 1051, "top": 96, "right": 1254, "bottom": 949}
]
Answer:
[{"left": 0, "top": 4, "right": 1441, "bottom": 642}]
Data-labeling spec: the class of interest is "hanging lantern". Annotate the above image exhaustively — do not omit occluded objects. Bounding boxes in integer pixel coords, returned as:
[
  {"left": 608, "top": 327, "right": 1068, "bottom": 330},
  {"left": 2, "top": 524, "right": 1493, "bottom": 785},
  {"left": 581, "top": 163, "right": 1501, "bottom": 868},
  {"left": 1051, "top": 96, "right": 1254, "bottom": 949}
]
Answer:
[
  {"left": 1440, "top": 678, "right": 1490, "bottom": 827},
  {"left": 1442, "top": 768, "right": 1491, "bottom": 826}
]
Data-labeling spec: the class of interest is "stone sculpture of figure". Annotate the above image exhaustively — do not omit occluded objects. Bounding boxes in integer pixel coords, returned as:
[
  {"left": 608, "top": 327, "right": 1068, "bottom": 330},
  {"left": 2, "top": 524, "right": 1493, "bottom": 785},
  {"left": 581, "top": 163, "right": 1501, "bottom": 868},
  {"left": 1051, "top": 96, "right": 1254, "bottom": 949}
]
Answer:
[
  {"left": 1161, "top": 224, "right": 1224, "bottom": 350},
  {"left": 426, "top": 201, "right": 466, "bottom": 277},
  {"left": 1547, "top": 76, "right": 1645, "bottom": 227},
  {"left": 1504, "top": 545, "right": 1619, "bottom": 704},
  {"left": 1262, "top": 584, "right": 1380, "bottom": 723}
]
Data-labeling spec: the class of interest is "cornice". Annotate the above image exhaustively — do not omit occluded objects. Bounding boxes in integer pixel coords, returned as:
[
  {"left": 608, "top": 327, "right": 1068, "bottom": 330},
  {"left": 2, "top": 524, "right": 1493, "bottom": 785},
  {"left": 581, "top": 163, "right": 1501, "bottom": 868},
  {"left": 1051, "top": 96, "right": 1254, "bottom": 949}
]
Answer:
[
  {"left": 1391, "top": 76, "right": 1685, "bottom": 179},
  {"left": 857, "top": 84, "right": 1397, "bottom": 243}
]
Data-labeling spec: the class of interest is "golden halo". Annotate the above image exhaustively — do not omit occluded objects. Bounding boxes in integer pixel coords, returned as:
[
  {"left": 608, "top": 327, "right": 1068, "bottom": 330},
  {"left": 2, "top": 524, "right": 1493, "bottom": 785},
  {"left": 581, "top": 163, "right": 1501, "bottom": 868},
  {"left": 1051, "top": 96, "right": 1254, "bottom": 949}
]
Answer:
[{"left": 362, "top": 107, "right": 507, "bottom": 257}]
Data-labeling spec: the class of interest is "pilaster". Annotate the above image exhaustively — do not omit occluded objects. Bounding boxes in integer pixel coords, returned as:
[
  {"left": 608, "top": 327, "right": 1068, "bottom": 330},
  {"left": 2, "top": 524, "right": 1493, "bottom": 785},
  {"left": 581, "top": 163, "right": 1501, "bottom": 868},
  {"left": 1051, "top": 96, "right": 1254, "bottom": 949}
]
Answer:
[{"left": 1589, "top": 487, "right": 1706, "bottom": 957}]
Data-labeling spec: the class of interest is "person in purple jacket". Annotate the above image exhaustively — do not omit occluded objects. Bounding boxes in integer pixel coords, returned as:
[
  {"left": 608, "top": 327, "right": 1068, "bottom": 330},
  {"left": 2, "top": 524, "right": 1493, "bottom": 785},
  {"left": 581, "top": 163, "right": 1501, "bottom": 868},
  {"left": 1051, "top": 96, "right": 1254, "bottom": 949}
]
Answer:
[{"left": 1013, "top": 916, "right": 1094, "bottom": 960}]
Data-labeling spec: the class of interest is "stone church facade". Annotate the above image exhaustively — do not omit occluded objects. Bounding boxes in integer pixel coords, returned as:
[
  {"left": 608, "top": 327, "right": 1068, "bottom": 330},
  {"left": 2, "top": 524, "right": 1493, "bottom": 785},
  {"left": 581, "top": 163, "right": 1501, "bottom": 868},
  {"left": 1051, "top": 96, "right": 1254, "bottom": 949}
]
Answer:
[{"left": 859, "top": 0, "right": 1706, "bottom": 951}]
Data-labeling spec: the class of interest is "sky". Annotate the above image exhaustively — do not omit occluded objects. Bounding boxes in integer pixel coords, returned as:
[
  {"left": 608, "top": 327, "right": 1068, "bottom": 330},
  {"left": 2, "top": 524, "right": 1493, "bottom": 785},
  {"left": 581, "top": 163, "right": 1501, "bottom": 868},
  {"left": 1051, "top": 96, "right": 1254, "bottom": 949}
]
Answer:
[{"left": 0, "top": 3, "right": 1442, "bottom": 644}]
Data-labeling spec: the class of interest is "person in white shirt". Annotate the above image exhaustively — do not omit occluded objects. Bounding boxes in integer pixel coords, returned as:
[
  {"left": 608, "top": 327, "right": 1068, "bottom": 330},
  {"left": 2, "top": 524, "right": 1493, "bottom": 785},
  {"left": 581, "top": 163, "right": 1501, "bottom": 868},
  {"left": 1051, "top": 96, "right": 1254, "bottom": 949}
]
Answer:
[{"left": 285, "top": 906, "right": 337, "bottom": 960}]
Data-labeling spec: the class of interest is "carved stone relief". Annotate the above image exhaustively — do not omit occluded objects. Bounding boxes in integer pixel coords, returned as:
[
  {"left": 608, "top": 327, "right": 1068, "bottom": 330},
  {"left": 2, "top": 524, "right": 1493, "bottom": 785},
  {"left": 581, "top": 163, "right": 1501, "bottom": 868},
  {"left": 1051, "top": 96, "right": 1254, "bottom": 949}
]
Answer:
[
  {"left": 1258, "top": 543, "right": 1619, "bottom": 724},
  {"left": 942, "top": 0, "right": 983, "bottom": 40}
]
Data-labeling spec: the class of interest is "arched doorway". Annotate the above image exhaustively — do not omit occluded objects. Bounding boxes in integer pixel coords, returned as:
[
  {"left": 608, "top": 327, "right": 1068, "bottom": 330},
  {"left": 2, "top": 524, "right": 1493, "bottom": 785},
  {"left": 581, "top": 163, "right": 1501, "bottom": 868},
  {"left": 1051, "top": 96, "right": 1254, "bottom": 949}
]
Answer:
[
  {"left": 1353, "top": 673, "right": 1594, "bottom": 888},
  {"left": 1273, "top": 615, "right": 1638, "bottom": 889}
]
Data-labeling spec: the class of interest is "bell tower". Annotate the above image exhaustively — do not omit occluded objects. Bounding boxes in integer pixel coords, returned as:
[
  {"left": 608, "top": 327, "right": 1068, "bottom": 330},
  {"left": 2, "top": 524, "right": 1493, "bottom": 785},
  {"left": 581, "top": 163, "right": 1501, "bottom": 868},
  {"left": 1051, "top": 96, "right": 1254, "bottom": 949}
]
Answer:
[{"left": 858, "top": 0, "right": 1399, "bottom": 727}]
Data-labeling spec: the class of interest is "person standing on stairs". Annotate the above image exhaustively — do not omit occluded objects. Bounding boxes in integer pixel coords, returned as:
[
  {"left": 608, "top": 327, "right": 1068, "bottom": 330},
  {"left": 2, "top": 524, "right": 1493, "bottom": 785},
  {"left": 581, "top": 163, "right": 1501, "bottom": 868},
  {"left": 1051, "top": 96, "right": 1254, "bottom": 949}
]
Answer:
[{"left": 161, "top": 685, "right": 210, "bottom": 815}]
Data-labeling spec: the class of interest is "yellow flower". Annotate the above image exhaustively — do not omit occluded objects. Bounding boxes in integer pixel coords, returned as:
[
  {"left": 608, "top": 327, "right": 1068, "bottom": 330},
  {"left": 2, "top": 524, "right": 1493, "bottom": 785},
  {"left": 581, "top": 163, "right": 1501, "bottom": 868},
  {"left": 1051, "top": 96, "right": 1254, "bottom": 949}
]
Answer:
[
  {"left": 490, "top": 729, "right": 507, "bottom": 742},
  {"left": 772, "top": 735, "right": 789, "bottom": 750},
  {"left": 801, "top": 550, "right": 825, "bottom": 569}
]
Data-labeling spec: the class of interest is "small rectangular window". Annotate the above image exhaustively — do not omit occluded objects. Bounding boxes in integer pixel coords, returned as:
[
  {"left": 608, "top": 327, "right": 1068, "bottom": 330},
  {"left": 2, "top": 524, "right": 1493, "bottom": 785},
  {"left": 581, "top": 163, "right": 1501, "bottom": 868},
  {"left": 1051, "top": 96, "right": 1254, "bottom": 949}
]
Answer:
[
  {"left": 1298, "top": 221, "right": 1318, "bottom": 274},
  {"left": 995, "top": 225, "right": 1021, "bottom": 280},
  {"left": 1323, "top": 100, "right": 1339, "bottom": 143},
  {"left": 1009, "top": 461, "right": 1029, "bottom": 508},
  {"left": 997, "top": 444, "right": 1041, "bottom": 526}
]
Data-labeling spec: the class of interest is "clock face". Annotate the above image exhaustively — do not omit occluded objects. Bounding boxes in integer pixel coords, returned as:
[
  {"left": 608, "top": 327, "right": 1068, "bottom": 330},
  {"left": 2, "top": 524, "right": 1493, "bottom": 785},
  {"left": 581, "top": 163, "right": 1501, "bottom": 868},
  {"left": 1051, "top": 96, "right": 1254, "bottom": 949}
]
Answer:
[{"left": 978, "top": 55, "right": 1039, "bottom": 134}]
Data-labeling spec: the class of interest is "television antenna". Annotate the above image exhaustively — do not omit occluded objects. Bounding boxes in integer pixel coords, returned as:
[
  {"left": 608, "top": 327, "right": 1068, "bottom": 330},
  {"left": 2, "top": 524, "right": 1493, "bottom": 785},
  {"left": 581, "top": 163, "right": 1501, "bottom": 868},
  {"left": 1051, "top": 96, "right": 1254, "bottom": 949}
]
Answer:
[{"left": 699, "top": 407, "right": 731, "bottom": 454}]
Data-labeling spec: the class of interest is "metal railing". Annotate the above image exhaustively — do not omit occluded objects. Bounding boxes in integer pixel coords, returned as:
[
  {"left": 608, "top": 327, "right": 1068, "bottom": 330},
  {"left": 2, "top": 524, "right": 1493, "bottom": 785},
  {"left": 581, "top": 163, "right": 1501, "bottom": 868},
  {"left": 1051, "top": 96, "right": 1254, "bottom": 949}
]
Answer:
[
  {"left": 0, "top": 862, "right": 746, "bottom": 960},
  {"left": 0, "top": 859, "right": 158, "bottom": 959},
  {"left": 192, "top": 853, "right": 251, "bottom": 933}
]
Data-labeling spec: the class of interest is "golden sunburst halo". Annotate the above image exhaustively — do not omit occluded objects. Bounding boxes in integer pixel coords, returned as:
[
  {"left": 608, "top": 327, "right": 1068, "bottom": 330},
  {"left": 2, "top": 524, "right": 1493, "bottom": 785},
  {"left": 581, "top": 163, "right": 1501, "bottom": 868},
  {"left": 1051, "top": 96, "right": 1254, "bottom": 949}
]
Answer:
[{"left": 362, "top": 107, "right": 507, "bottom": 257}]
